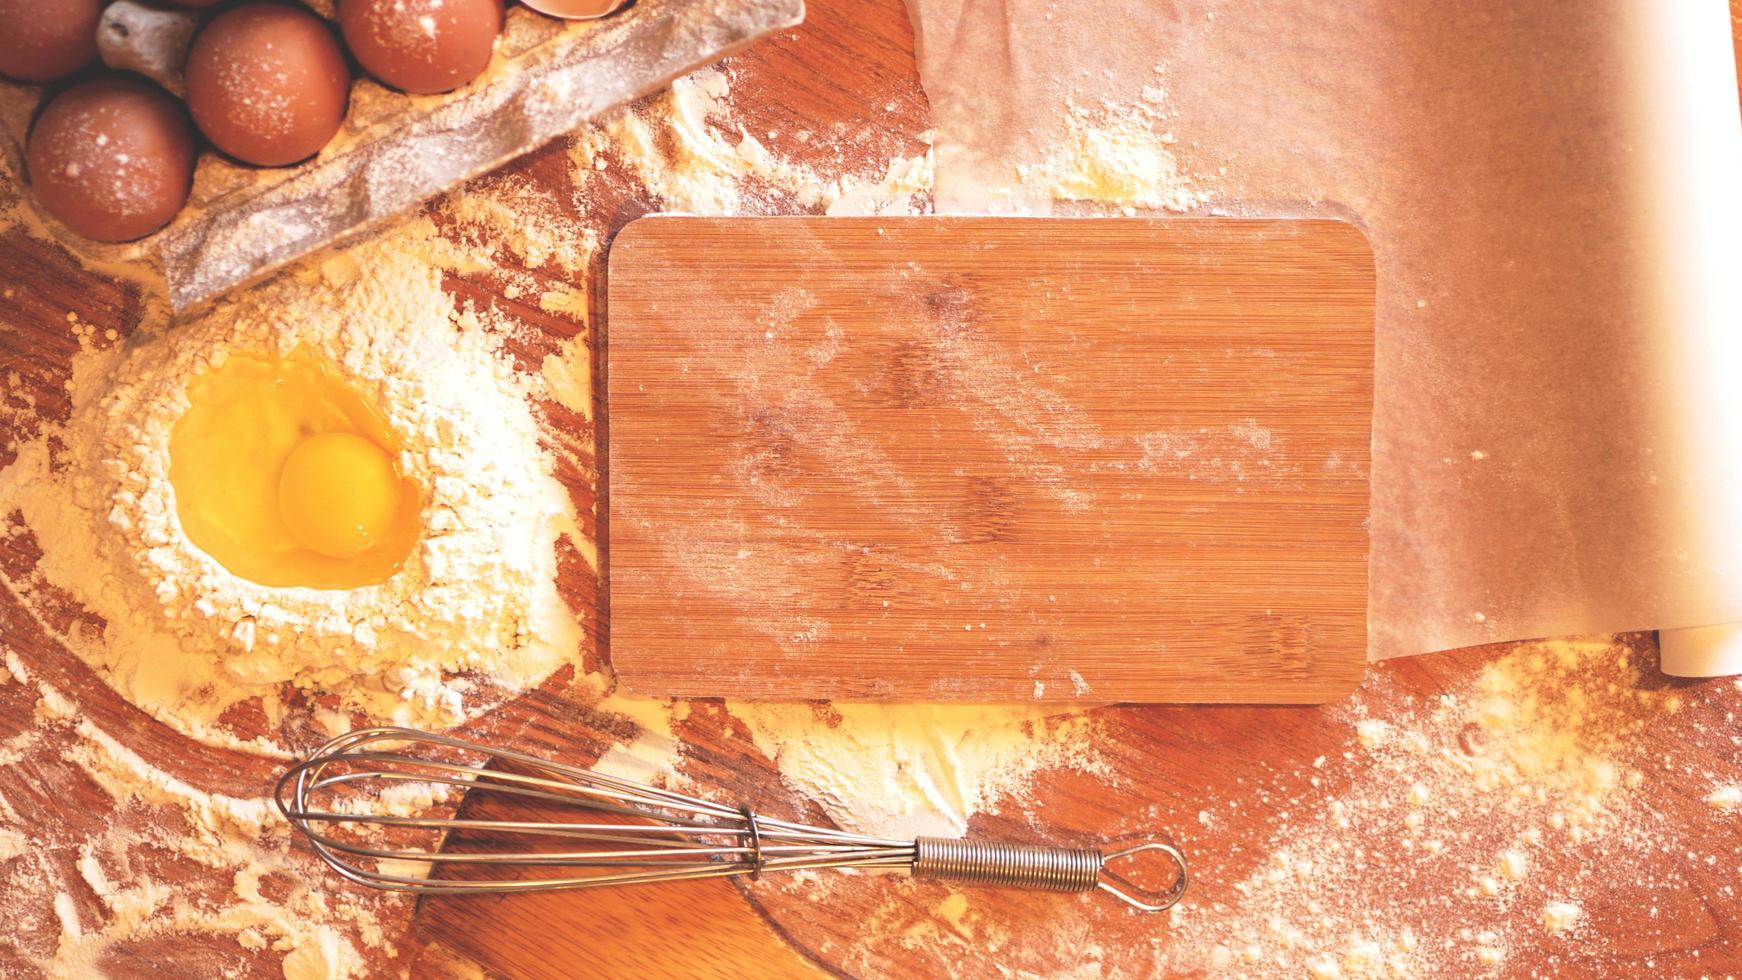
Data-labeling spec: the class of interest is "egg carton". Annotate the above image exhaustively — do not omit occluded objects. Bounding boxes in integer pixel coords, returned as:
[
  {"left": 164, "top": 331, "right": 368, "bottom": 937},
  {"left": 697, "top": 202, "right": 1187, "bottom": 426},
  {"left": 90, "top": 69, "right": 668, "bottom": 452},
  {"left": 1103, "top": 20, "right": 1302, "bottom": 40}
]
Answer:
[{"left": 0, "top": 0, "right": 803, "bottom": 314}]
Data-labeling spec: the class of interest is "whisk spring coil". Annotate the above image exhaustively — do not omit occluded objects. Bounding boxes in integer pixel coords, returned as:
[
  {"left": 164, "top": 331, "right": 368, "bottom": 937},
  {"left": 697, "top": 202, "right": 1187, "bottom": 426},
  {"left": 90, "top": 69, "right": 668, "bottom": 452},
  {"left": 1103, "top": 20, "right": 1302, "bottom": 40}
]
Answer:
[{"left": 914, "top": 837, "right": 1102, "bottom": 892}]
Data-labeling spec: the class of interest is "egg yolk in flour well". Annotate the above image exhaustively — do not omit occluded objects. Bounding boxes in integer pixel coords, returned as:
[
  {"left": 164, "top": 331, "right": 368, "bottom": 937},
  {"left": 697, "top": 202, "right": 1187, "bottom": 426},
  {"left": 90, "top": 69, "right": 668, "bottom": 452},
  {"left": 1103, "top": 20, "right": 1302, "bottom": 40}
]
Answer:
[{"left": 168, "top": 349, "right": 421, "bottom": 589}]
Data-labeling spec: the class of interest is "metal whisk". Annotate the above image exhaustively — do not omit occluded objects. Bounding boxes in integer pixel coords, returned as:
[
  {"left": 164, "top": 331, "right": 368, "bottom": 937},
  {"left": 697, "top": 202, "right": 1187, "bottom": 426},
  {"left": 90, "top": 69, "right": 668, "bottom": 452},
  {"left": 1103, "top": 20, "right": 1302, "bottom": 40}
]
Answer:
[{"left": 276, "top": 727, "right": 1187, "bottom": 912}]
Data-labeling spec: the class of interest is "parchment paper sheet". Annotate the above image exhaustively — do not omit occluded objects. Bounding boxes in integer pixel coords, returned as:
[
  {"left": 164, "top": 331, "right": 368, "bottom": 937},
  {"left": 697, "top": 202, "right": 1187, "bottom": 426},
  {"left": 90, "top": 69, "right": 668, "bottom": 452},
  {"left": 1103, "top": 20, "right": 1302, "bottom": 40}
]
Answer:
[{"left": 905, "top": 0, "right": 1742, "bottom": 665}]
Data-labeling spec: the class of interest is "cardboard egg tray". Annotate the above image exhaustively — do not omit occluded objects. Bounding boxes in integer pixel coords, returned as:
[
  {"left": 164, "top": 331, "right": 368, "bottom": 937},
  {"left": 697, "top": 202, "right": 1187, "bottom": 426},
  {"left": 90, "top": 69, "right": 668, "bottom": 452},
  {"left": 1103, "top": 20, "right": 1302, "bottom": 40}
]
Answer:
[{"left": 0, "top": 0, "right": 803, "bottom": 314}]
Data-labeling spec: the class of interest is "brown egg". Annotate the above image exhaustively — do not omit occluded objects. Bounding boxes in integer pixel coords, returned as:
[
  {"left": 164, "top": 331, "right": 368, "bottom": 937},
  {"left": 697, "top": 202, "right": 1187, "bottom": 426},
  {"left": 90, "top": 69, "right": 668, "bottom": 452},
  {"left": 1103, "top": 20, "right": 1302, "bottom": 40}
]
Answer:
[
  {"left": 185, "top": 4, "right": 351, "bottom": 167},
  {"left": 0, "top": 0, "right": 101, "bottom": 82},
  {"left": 27, "top": 76, "right": 196, "bottom": 242},
  {"left": 340, "top": 0, "right": 502, "bottom": 95}
]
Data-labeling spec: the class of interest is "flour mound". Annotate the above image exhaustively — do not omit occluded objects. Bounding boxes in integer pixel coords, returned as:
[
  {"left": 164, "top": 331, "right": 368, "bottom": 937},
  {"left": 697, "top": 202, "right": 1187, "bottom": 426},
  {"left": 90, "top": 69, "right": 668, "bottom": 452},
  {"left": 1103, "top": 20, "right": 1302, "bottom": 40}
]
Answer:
[{"left": 0, "top": 218, "right": 579, "bottom": 750}]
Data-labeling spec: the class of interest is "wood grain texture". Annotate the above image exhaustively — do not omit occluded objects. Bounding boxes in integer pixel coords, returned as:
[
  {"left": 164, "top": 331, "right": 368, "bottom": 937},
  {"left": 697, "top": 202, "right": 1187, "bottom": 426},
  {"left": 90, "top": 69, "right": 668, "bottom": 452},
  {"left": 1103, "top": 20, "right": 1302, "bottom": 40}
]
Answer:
[
  {"left": 607, "top": 216, "right": 1375, "bottom": 702},
  {"left": 1, "top": 1, "right": 1740, "bottom": 978}
]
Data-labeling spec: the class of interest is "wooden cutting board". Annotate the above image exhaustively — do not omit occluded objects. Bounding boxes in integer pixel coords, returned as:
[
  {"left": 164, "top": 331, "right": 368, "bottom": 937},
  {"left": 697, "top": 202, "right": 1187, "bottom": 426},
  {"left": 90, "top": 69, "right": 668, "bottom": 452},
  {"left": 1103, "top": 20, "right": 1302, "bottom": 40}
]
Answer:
[{"left": 604, "top": 216, "right": 1374, "bottom": 702}]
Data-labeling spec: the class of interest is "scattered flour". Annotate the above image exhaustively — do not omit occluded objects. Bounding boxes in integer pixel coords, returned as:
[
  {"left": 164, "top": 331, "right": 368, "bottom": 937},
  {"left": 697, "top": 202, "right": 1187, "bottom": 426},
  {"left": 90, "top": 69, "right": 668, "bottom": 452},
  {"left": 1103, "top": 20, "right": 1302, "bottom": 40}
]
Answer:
[
  {"left": 280, "top": 926, "right": 361, "bottom": 980},
  {"left": 540, "top": 335, "right": 593, "bottom": 423},
  {"left": 0, "top": 183, "right": 622, "bottom": 975},
  {"left": 1021, "top": 94, "right": 1205, "bottom": 214},
  {"left": 0, "top": 62, "right": 1002, "bottom": 978},
  {"left": 438, "top": 175, "right": 597, "bottom": 321},
  {"left": 753, "top": 636, "right": 1713, "bottom": 979},
  {"left": 1355, "top": 718, "right": 1391, "bottom": 748},
  {"left": 1541, "top": 900, "right": 1582, "bottom": 935},
  {"left": 728, "top": 702, "right": 1109, "bottom": 839},
  {"left": 559, "top": 66, "right": 1103, "bottom": 853},
  {"left": 1705, "top": 784, "right": 1742, "bottom": 810},
  {"left": 0, "top": 676, "right": 391, "bottom": 978},
  {"left": 442, "top": 178, "right": 597, "bottom": 277},
  {"left": 4, "top": 50, "right": 1680, "bottom": 980},
  {"left": 1141, "top": 637, "right": 1674, "bottom": 976},
  {"left": 578, "top": 68, "right": 934, "bottom": 218}
]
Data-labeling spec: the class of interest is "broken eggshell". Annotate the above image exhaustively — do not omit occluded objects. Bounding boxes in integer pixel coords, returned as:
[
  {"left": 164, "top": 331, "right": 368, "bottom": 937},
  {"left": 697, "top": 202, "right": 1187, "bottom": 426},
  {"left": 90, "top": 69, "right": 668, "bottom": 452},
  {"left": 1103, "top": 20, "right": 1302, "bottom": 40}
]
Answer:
[
  {"left": 520, "top": 0, "right": 635, "bottom": 20},
  {"left": 97, "top": 1, "right": 200, "bottom": 97}
]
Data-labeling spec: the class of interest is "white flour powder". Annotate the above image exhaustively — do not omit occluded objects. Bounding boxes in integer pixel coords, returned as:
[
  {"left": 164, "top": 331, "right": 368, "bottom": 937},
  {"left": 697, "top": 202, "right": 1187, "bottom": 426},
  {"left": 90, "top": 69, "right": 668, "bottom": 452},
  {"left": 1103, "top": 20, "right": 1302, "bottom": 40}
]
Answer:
[
  {"left": 728, "top": 702, "right": 1109, "bottom": 839},
  {"left": 580, "top": 68, "right": 934, "bottom": 218},
  {"left": 0, "top": 216, "right": 580, "bottom": 749},
  {"left": 749, "top": 637, "right": 1693, "bottom": 979},
  {"left": 1146, "top": 637, "right": 1670, "bottom": 976},
  {"left": 0, "top": 59, "right": 1194, "bottom": 979},
  {"left": 571, "top": 68, "right": 1114, "bottom": 847},
  {"left": 1020, "top": 88, "right": 1206, "bottom": 214}
]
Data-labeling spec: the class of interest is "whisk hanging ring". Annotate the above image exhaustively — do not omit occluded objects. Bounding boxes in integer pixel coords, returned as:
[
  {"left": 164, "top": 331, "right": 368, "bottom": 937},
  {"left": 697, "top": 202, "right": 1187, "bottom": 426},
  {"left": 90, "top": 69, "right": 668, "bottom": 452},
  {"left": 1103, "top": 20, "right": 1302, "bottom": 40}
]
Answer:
[
  {"left": 1099, "top": 842, "right": 1190, "bottom": 912},
  {"left": 276, "top": 726, "right": 1187, "bottom": 912}
]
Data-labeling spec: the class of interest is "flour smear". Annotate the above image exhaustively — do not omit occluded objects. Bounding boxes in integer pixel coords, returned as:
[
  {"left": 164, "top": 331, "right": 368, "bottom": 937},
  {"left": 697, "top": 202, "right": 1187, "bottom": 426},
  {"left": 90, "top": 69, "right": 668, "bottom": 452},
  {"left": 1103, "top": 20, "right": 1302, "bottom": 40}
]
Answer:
[{"left": 0, "top": 61, "right": 1094, "bottom": 979}]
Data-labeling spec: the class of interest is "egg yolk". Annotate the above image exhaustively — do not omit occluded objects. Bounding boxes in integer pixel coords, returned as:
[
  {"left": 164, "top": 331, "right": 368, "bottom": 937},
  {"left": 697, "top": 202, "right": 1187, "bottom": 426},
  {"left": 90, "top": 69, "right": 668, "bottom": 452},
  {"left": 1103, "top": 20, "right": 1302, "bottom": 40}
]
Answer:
[
  {"left": 278, "top": 432, "right": 402, "bottom": 559},
  {"left": 168, "top": 349, "right": 420, "bottom": 589}
]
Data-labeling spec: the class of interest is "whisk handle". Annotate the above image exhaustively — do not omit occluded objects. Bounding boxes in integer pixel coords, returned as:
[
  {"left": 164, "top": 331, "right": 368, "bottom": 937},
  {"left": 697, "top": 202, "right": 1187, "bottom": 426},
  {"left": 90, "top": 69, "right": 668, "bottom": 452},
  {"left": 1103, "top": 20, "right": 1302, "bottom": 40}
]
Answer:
[
  {"left": 913, "top": 837, "right": 1100, "bottom": 892},
  {"left": 912, "top": 837, "right": 1187, "bottom": 912}
]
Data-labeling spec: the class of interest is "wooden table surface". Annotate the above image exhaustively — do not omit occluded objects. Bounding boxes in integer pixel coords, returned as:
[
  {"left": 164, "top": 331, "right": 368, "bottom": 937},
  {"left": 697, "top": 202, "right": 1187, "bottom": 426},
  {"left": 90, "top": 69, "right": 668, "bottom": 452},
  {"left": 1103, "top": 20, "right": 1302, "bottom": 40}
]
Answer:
[{"left": 2, "top": 2, "right": 1741, "bottom": 977}]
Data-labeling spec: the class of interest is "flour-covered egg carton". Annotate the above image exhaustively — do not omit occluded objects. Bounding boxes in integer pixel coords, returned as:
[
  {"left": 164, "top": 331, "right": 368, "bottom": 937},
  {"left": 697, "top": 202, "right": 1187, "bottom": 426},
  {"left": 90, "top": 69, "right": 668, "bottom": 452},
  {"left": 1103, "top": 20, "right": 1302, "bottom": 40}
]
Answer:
[{"left": 0, "top": 0, "right": 802, "bottom": 314}]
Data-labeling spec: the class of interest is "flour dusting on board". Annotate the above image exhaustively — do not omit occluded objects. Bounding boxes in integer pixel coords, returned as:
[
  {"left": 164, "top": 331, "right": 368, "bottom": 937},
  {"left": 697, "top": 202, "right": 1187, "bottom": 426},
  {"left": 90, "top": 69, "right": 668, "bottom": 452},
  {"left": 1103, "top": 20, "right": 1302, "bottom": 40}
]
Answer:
[{"left": 578, "top": 70, "right": 1114, "bottom": 845}]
